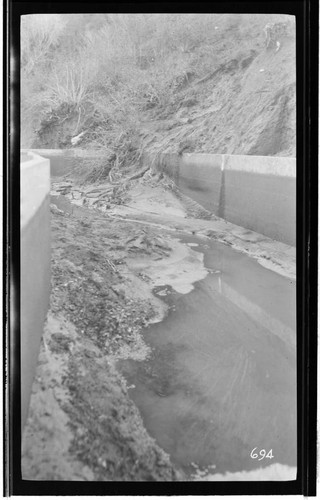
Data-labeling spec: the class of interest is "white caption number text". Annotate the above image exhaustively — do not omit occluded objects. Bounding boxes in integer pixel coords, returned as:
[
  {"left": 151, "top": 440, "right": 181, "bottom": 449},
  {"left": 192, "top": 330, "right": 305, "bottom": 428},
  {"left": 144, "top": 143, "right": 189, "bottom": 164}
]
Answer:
[{"left": 250, "top": 448, "right": 274, "bottom": 461}]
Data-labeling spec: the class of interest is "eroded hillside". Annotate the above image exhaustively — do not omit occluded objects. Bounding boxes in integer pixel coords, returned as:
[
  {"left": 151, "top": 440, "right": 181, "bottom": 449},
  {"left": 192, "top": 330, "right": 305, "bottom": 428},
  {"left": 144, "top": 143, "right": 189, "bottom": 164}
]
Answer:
[
  {"left": 22, "top": 13, "right": 295, "bottom": 175},
  {"left": 140, "top": 36, "right": 295, "bottom": 157}
]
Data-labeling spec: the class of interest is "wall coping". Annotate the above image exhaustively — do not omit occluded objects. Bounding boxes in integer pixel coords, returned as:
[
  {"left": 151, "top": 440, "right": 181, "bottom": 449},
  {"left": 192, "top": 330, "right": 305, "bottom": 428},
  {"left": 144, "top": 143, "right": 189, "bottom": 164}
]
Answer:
[
  {"left": 21, "top": 153, "right": 50, "bottom": 229},
  {"left": 182, "top": 153, "right": 296, "bottom": 178}
]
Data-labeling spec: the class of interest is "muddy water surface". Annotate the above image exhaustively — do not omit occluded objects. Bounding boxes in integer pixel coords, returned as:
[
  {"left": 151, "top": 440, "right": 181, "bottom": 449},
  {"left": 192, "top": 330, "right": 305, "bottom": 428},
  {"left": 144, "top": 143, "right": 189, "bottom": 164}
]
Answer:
[{"left": 118, "top": 235, "right": 296, "bottom": 476}]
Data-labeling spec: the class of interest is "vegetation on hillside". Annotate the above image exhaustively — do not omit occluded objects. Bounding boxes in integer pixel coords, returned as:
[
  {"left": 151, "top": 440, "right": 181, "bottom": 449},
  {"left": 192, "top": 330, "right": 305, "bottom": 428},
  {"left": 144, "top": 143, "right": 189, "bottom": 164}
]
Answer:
[{"left": 21, "top": 13, "right": 296, "bottom": 178}]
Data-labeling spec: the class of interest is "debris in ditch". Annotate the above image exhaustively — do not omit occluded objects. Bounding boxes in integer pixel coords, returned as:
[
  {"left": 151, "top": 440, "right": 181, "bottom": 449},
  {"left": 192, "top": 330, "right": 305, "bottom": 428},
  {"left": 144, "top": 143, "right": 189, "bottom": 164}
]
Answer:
[{"left": 50, "top": 204, "right": 64, "bottom": 215}]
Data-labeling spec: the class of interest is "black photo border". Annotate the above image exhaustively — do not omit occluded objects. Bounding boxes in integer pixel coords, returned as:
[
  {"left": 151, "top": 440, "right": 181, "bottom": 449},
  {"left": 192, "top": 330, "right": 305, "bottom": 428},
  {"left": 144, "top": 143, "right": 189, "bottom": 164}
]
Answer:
[{"left": 4, "top": 0, "right": 318, "bottom": 496}]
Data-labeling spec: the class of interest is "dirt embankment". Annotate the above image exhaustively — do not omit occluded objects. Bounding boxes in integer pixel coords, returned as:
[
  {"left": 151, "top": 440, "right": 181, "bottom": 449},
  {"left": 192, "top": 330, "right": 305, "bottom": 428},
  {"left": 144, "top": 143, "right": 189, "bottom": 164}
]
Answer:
[
  {"left": 141, "top": 37, "right": 295, "bottom": 157},
  {"left": 22, "top": 203, "right": 174, "bottom": 480},
  {"left": 22, "top": 180, "right": 207, "bottom": 481}
]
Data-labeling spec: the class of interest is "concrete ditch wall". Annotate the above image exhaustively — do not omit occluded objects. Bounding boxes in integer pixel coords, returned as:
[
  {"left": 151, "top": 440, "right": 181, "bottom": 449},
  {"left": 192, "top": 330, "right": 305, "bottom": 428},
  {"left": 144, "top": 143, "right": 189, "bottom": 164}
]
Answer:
[
  {"left": 151, "top": 153, "right": 296, "bottom": 246},
  {"left": 22, "top": 149, "right": 105, "bottom": 178},
  {"left": 23, "top": 149, "right": 296, "bottom": 246},
  {"left": 21, "top": 152, "right": 51, "bottom": 430}
]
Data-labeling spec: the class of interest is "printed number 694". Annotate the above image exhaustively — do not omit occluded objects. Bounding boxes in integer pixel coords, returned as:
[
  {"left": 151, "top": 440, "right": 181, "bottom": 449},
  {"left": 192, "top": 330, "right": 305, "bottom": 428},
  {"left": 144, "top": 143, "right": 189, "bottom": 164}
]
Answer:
[{"left": 250, "top": 448, "right": 274, "bottom": 460}]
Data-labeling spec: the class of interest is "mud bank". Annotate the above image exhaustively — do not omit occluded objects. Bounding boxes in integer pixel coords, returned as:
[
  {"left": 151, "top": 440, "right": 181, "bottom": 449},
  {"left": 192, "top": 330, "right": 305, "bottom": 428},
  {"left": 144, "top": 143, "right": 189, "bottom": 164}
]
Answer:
[
  {"left": 22, "top": 314, "right": 179, "bottom": 481},
  {"left": 126, "top": 238, "right": 208, "bottom": 295},
  {"left": 22, "top": 190, "right": 207, "bottom": 481},
  {"left": 55, "top": 173, "right": 296, "bottom": 282}
]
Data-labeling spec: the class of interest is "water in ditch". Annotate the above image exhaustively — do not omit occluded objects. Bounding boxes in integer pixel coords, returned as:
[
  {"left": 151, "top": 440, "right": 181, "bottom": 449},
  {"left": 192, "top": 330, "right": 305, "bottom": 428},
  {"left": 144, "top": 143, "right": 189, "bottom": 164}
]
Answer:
[{"left": 118, "top": 235, "right": 296, "bottom": 477}]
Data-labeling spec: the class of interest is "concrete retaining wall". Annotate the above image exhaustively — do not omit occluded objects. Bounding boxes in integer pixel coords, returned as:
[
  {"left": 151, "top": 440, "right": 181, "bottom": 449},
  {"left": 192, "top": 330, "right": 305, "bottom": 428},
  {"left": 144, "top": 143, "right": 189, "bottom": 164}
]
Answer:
[
  {"left": 22, "top": 149, "right": 296, "bottom": 245},
  {"left": 22, "top": 149, "right": 105, "bottom": 178},
  {"left": 151, "top": 153, "right": 296, "bottom": 246},
  {"left": 21, "top": 152, "right": 51, "bottom": 430}
]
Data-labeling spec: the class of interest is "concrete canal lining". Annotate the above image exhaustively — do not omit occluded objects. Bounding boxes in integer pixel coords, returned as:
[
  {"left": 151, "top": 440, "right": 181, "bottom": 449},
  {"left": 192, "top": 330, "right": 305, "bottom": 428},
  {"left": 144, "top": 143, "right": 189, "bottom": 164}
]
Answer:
[
  {"left": 21, "top": 149, "right": 105, "bottom": 178},
  {"left": 151, "top": 153, "right": 296, "bottom": 247},
  {"left": 23, "top": 149, "right": 296, "bottom": 246},
  {"left": 21, "top": 152, "right": 51, "bottom": 430}
]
